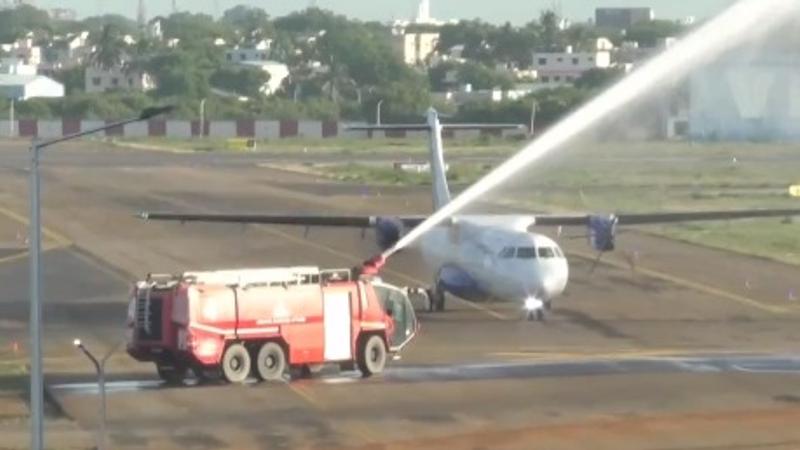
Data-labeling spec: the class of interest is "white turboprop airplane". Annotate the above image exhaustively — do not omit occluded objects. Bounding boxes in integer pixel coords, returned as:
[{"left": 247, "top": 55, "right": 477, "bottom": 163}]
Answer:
[{"left": 140, "top": 109, "right": 800, "bottom": 321}]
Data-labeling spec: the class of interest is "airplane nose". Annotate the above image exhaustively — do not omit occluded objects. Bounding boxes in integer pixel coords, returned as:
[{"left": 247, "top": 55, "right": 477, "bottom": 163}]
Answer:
[{"left": 542, "top": 271, "right": 567, "bottom": 299}]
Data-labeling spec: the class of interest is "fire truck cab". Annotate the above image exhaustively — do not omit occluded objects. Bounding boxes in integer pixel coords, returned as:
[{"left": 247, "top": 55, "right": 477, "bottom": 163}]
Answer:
[{"left": 126, "top": 266, "right": 419, "bottom": 384}]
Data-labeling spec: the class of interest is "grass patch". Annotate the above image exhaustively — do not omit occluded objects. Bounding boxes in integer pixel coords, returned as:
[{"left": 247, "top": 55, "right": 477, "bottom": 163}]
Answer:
[
  {"left": 322, "top": 141, "right": 800, "bottom": 265},
  {"left": 327, "top": 162, "right": 494, "bottom": 186},
  {"left": 115, "top": 135, "right": 520, "bottom": 156}
]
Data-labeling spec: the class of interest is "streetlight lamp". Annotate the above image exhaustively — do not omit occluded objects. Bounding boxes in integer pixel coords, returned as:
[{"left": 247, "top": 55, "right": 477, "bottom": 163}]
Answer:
[
  {"left": 28, "top": 105, "right": 173, "bottom": 450},
  {"left": 376, "top": 99, "right": 384, "bottom": 125},
  {"left": 72, "top": 339, "right": 121, "bottom": 450}
]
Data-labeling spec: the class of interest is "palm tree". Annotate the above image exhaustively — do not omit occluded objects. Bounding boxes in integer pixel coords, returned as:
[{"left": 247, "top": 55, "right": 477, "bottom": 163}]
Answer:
[{"left": 90, "top": 24, "right": 126, "bottom": 70}]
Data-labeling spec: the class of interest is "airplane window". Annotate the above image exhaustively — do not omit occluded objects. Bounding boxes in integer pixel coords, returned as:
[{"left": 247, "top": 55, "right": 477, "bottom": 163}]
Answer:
[
  {"left": 554, "top": 247, "right": 564, "bottom": 258},
  {"left": 499, "top": 247, "right": 515, "bottom": 258},
  {"left": 538, "top": 247, "right": 556, "bottom": 258},
  {"left": 516, "top": 247, "right": 537, "bottom": 259}
]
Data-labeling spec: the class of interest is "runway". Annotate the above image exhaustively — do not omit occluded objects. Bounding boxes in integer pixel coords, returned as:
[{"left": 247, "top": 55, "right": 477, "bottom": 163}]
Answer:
[{"left": 0, "top": 142, "right": 799, "bottom": 449}]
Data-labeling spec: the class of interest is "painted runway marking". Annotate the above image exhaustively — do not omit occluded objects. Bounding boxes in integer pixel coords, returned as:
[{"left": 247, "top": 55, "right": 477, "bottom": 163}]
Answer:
[
  {"left": 570, "top": 249, "right": 797, "bottom": 315},
  {"left": 0, "top": 204, "right": 73, "bottom": 247},
  {"left": 288, "top": 382, "right": 382, "bottom": 443},
  {"left": 490, "top": 348, "right": 765, "bottom": 362},
  {"left": 49, "top": 354, "right": 800, "bottom": 397}
]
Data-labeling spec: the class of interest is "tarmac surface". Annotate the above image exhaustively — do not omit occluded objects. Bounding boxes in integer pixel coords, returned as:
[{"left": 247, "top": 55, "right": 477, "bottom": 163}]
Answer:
[{"left": 0, "top": 141, "right": 799, "bottom": 449}]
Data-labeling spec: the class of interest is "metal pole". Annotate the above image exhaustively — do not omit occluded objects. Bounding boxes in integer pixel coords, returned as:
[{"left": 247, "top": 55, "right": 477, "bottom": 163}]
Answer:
[
  {"left": 530, "top": 99, "right": 537, "bottom": 136},
  {"left": 199, "top": 99, "right": 206, "bottom": 139},
  {"left": 97, "top": 363, "right": 106, "bottom": 450},
  {"left": 9, "top": 99, "right": 14, "bottom": 138},
  {"left": 29, "top": 142, "right": 43, "bottom": 450},
  {"left": 376, "top": 100, "right": 383, "bottom": 125}
]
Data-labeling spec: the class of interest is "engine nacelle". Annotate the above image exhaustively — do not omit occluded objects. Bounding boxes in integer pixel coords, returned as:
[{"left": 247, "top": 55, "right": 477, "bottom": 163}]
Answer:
[
  {"left": 374, "top": 217, "right": 404, "bottom": 251},
  {"left": 588, "top": 214, "right": 618, "bottom": 252}
]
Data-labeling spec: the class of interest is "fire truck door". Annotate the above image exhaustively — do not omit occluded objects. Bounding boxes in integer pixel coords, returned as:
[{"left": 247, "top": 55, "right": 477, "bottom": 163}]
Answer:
[{"left": 323, "top": 291, "right": 352, "bottom": 361}]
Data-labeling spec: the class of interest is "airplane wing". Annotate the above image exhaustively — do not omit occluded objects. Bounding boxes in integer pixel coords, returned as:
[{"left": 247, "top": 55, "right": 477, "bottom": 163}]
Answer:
[
  {"left": 138, "top": 212, "right": 427, "bottom": 228},
  {"left": 532, "top": 208, "right": 800, "bottom": 226},
  {"left": 139, "top": 208, "right": 800, "bottom": 229}
]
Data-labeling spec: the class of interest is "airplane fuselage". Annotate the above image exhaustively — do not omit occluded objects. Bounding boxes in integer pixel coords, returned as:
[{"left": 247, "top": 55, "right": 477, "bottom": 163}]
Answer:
[{"left": 418, "top": 216, "right": 569, "bottom": 308}]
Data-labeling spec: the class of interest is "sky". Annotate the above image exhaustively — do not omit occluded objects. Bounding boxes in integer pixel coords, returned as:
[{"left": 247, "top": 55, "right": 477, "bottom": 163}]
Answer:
[{"left": 31, "top": 0, "right": 741, "bottom": 24}]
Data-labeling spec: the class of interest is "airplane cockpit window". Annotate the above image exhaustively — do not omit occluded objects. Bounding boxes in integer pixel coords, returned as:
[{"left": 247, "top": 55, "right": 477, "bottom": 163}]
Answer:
[
  {"left": 499, "top": 247, "right": 515, "bottom": 258},
  {"left": 554, "top": 247, "right": 564, "bottom": 258},
  {"left": 516, "top": 247, "right": 537, "bottom": 259},
  {"left": 538, "top": 247, "right": 556, "bottom": 258}
]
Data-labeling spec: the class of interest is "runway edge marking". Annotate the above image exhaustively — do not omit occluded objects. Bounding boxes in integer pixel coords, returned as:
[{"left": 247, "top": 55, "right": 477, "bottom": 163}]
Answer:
[
  {"left": 569, "top": 249, "right": 794, "bottom": 315},
  {"left": 0, "top": 204, "right": 73, "bottom": 247}
]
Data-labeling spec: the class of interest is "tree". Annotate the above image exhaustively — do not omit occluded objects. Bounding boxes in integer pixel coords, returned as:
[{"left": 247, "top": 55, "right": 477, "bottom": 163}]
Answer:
[
  {"left": 210, "top": 67, "right": 270, "bottom": 98},
  {"left": 80, "top": 14, "right": 139, "bottom": 36},
  {"left": 89, "top": 24, "right": 126, "bottom": 69},
  {"left": 146, "top": 50, "right": 212, "bottom": 99},
  {"left": 625, "top": 20, "right": 686, "bottom": 47},
  {"left": 538, "top": 10, "right": 565, "bottom": 51},
  {"left": 456, "top": 62, "right": 514, "bottom": 90},
  {"left": 0, "top": 5, "right": 51, "bottom": 42},
  {"left": 574, "top": 68, "right": 625, "bottom": 91},
  {"left": 52, "top": 65, "right": 86, "bottom": 95},
  {"left": 221, "top": 5, "right": 274, "bottom": 39}
]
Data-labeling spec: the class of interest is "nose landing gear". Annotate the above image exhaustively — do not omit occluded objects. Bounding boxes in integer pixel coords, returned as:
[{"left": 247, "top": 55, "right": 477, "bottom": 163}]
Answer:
[{"left": 524, "top": 298, "right": 547, "bottom": 322}]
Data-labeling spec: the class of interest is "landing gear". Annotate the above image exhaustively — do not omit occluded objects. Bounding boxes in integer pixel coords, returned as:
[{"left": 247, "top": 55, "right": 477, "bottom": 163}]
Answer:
[
  {"left": 524, "top": 298, "right": 547, "bottom": 322},
  {"left": 426, "top": 284, "right": 446, "bottom": 312},
  {"left": 526, "top": 309, "right": 546, "bottom": 322}
]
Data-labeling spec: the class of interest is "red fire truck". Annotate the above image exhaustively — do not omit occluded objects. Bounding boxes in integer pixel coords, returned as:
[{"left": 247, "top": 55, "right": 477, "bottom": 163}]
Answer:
[{"left": 126, "top": 266, "right": 419, "bottom": 383}]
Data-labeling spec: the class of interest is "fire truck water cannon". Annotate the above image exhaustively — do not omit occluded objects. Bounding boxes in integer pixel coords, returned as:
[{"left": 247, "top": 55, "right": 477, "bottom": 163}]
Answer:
[
  {"left": 127, "top": 266, "right": 419, "bottom": 385},
  {"left": 360, "top": 254, "right": 387, "bottom": 276}
]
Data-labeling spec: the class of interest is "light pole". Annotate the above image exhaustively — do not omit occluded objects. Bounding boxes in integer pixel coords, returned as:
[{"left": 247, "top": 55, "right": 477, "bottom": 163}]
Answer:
[
  {"left": 72, "top": 339, "right": 121, "bottom": 450},
  {"left": 376, "top": 99, "right": 384, "bottom": 125},
  {"left": 529, "top": 99, "right": 537, "bottom": 137},
  {"left": 9, "top": 99, "right": 14, "bottom": 138},
  {"left": 28, "top": 106, "right": 173, "bottom": 450},
  {"left": 199, "top": 98, "right": 206, "bottom": 138}
]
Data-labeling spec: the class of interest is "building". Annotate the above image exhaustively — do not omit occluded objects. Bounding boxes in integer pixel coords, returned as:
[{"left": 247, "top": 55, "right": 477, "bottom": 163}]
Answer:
[
  {"left": 595, "top": 7, "right": 654, "bottom": 30},
  {"left": 532, "top": 39, "right": 613, "bottom": 86},
  {"left": 238, "top": 61, "right": 290, "bottom": 96},
  {"left": 0, "top": 58, "right": 37, "bottom": 75},
  {"left": 41, "top": 31, "right": 91, "bottom": 72},
  {"left": 0, "top": 74, "right": 64, "bottom": 100},
  {"left": 392, "top": 31, "right": 439, "bottom": 66},
  {"left": 225, "top": 40, "right": 272, "bottom": 64},
  {"left": 689, "top": 55, "right": 800, "bottom": 141},
  {"left": 85, "top": 65, "right": 156, "bottom": 93},
  {"left": 0, "top": 36, "right": 42, "bottom": 67}
]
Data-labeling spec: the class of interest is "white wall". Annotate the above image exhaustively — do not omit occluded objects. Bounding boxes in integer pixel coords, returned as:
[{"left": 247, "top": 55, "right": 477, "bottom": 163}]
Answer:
[
  {"left": 166, "top": 121, "right": 192, "bottom": 138},
  {"left": 37, "top": 120, "right": 62, "bottom": 139},
  {"left": 124, "top": 121, "right": 149, "bottom": 138},
  {"left": 209, "top": 121, "right": 236, "bottom": 138},
  {"left": 297, "top": 121, "right": 322, "bottom": 139},
  {"left": 25, "top": 77, "right": 64, "bottom": 99},
  {"left": 255, "top": 121, "right": 280, "bottom": 139}
]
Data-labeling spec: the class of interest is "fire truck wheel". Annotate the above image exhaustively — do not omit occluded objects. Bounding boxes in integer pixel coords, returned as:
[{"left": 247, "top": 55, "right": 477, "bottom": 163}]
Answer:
[
  {"left": 255, "top": 342, "right": 287, "bottom": 381},
  {"left": 357, "top": 335, "right": 387, "bottom": 377},
  {"left": 156, "top": 363, "right": 187, "bottom": 385},
  {"left": 222, "top": 343, "right": 251, "bottom": 384}
]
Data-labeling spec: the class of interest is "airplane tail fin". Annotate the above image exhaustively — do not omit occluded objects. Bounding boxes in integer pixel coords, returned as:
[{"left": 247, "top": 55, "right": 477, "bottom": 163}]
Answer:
[{"left": 348, "top": 108, "right": 525, "bottom": 211}]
